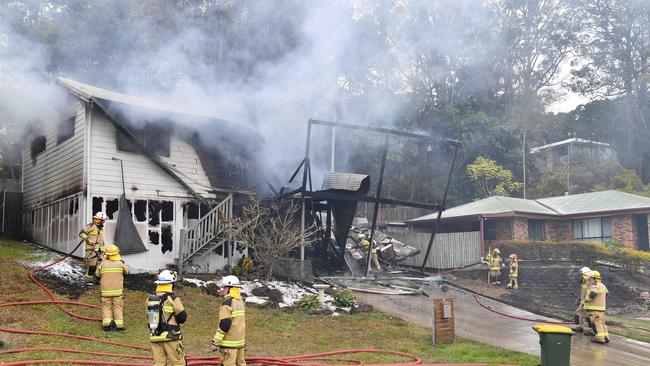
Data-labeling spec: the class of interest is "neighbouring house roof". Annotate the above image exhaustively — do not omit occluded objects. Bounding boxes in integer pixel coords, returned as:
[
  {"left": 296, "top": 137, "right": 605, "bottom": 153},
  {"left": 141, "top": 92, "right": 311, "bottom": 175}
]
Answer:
[
  {"left": 408, "top": 190, "right": 650, "bottom": 225},
  {"left": 529, "top": 138, "right": 610, "bottom": 154},
  {"left": 536, "top": 190, "right": 650, "bottom": 216}
]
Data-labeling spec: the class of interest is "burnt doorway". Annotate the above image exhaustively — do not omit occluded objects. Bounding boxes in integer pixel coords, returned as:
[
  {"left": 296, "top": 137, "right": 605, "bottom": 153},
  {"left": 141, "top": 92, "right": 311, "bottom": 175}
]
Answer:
[{"left": 636, "top": 214, "right": 649, "bottom": 251}]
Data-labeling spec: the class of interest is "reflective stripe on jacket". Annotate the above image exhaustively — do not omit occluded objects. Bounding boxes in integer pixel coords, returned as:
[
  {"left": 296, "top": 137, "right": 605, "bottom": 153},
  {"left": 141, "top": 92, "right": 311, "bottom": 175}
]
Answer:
[
  {"left": 80, "top": 223, "right": 105, "bottom": 255},
  {"left": 584, "top": 282, "right": 608, "bottom": 311},
  {"left": 213, "top": 295, "right": 246, "bottom": 348},
  {"left": 149, "top": 293, "right": 185, "bottom": 342},
  {"left": 509, "top": 261, "right": 518, "bottom": 277},
  {"left": 96, "top": 259, "right": 128, "bottom": 297}
]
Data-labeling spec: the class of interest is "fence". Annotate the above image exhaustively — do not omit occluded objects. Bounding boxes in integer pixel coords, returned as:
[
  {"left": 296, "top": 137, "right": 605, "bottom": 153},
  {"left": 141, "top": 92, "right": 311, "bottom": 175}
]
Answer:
[{"left": 386, "top": 230, "right": 481, "bottom": 270}]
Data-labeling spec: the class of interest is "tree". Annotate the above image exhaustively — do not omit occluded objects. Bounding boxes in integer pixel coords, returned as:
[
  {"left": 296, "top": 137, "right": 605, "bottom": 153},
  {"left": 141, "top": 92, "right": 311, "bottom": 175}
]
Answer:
[
  {"left": 467, "top": 156, "right": 523, "bottom": 198},
  {"left": 571, "top": 0, "right": 650, "bottom": 180},
  {"left": 223, "top": 197, "right": 316, "bottom": 280}
]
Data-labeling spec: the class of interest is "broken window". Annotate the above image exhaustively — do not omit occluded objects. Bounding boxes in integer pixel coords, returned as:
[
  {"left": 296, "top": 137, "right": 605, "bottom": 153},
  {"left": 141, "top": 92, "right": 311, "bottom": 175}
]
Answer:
[
  {"left": 149, "top": 230, "right": 160, "bottom": 245},
  {"left": 116, "top": 124, "right": 171, "bottom": 157},
  {"left": 68, "top": 198, "right": 79, "bottom": 216},
  {"left": 57, "top": 116, "right": 75, "bottom": 144},
  {"left": 30, "top": 136, "right": 46, "bottom": 165},
  {"left": 144, "top": 125, "right": 171, "bottom": 157},
  {"left": 200, "top": 204, "right": 209, "bottom": 218},
  {"left": 92, "top": 197, "right": 103, "bottom": 217},
  {"left": 148, "top": 200, "right": 161, "bottom": 226},
  {"left": 116, "top": 129, "right": 139, "bottom": 153},
  {"left": 161, "top": 225, "right": 173, "bottom": 253},
  {"left": 184, "top": 202, "right": 199, "bottom": 219},
  {"left": 161, "top": 201, "right": 173, "bottom": 222},
  {"left": 106, "top": 199, "right": 119, "bottom": 219},
  {"left": 134, "top": 200, "right": 147, "bottom": 222}
]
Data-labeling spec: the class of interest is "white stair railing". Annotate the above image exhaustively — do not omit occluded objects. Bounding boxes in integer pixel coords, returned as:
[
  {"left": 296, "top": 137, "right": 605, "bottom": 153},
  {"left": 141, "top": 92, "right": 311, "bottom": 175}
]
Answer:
[{"left": 181, "top": 194, "right": 233, "bottom": 264}]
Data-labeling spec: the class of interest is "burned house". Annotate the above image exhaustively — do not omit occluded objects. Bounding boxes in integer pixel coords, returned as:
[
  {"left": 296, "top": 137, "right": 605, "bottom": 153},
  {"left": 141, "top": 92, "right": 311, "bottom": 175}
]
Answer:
[{"left": 22, "top": 77, "right": 262, "bottom": 272}]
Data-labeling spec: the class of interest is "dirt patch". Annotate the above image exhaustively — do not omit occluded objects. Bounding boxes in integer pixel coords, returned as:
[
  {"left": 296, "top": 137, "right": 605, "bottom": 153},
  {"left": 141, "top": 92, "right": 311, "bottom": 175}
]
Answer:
[{"left": 34, "top": 272, "right": 89, "bottom": 300}]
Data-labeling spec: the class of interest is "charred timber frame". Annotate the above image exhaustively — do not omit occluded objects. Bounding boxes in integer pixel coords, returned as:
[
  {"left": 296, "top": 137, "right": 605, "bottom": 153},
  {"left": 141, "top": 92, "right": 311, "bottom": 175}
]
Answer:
[{"left": 298, "top": 119, "right": 461, "bottom": 275}]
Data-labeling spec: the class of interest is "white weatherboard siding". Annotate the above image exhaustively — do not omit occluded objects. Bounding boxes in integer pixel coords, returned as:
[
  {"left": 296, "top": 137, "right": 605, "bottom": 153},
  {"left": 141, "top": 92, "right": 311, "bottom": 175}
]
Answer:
[
  {"left": 22, "top": 101, "right": 86, "bottom": 209},
  {"left": 88, "top": 113, "right": 218, "bottom": 272},
  {"left": 89, "top": 112, "right": 214, "bottom": 199},
  {"left": 99, "top": 197, "right": 185, "bottom": 273}
]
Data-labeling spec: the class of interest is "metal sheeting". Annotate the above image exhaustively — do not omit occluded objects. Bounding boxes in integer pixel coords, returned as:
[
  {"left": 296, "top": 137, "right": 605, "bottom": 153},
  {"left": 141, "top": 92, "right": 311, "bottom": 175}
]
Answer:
[
  {"left": 320, "top": 172, "right": 370, "bottom": 193},
  {"left": 392, "top": 231, "right": 481, "bottom": 270}
]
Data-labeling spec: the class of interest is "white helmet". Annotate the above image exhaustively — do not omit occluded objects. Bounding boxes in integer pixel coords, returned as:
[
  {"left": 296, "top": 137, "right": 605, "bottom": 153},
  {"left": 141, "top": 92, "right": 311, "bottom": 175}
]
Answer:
[
  {"left": 155, "top": 270, "right": 177, "bottom": 284},
  {"left": 94, "top": 212, "right": 108, "bottom": 221},
  {"left": 580, "top": 267, "right": 591, "bottom": 275},
  {"left": 358, "top": 233, "right": 367, "bottom": 239},
  {"left": 219, "top": 275, "right": 242, "bottom": 288}
]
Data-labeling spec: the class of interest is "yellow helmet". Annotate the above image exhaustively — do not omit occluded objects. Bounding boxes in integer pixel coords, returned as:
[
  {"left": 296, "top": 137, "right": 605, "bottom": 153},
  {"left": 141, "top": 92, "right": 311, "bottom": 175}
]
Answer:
[
  {"left": 492, "top": 248, "right": 500, "bottom": 254},
  {"left": 105, "top": 244, "right": 120, "bottom": 256},
  {"left": 588, "top": 270, "right": 601, "bottom": 280}
]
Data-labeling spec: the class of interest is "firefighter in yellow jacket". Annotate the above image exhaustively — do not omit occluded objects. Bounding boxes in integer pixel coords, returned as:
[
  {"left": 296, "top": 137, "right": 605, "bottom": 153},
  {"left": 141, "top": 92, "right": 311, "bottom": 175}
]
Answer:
[
  {"left": 211, "top": 275, "right": 246, "bottom": 366},
  {"left": 506, "top": 253, "right": 518, "bottom": 289},
  {"left": 358, "top": 233, "right": 381, "bottom": 271},
  {"left": 484, "top": 248, "right": 504, "bottom": 285},
  {"left": 584, "top": 270, "right": 609, "bottom": 344},
  {"left": 95, "top": 244, "right": 128, "bottom": 331},
  {"left": 573, "top": 266, "right": 591, "bottom": 333},
  {"left": 79, "top": 212, "right": 107, "bottom": 283},
  {"left": 147, "top": 270, "right": 188, "bottom": 366}
]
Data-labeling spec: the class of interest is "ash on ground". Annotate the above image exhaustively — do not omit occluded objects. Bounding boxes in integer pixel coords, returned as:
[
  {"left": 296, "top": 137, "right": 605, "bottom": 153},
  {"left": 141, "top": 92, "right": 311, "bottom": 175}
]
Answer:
[{"left": 182, "top": 277, "right": 354, "bottom": 315}]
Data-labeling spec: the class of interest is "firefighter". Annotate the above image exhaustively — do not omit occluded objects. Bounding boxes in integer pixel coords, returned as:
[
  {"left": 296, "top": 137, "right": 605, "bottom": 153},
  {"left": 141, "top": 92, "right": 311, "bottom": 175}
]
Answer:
[
  {"left": 584, "top": 270, "right": 610, "bottom": 344},
  {"left": 211, "top": 275, "right": 246, "bottom": 366},
  {"left": 506, "top": 253, "right": 518, "bottom": 289},
  {"left": 484, "top": 248, "right": 504, "bottom": 285},
  {"left": 95, "top": 244, "right": 128, "bottom": 331},
  {"left": 147, "top": 270, "right": 188, "bottom": 366},
  {"left": 79, "top": 212, "right": 107, "bottom": 283},
  {"left": 358, "top": 234, "right": 381, "bottom": 271},
  {"left": 573, "top": 266, "right": 591, "bottom": 333}
]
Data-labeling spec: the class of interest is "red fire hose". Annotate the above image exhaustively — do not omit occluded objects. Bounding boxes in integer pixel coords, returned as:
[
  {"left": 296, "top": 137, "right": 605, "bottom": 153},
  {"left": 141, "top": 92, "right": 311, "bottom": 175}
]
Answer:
[
  {"left": 473, "top": 293, "right": 575, "bottom": 325},
  {"left": 0, "top": 241, "right": 513, "bottom": 365}
]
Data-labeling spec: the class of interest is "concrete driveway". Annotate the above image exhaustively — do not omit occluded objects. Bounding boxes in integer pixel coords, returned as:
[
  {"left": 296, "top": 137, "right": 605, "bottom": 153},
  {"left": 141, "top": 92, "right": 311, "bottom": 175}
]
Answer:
[{"left": 354, "top": 282, "right": 650, "bottom": 366}]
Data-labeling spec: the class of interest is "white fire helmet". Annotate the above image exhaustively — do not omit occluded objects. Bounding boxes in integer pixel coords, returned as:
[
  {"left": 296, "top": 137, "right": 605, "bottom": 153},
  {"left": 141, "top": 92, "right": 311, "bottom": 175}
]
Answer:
[
  {"left": 219, "top": 275, "right": 242, "bottom": 288},
  {"left": 580, "top": 267, "right": 591, "bottom": 275},
  {"left": 155, "top": 270, "right": 177, "bottom": 284},
  {"left": 94, "top": 212, "right": 108, "bottom": 221}
]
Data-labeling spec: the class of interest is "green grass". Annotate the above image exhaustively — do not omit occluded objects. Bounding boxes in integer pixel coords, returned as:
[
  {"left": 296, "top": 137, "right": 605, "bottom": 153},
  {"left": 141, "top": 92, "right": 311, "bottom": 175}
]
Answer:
[
  {"left": 0, "top": 240, "right": 539, "bottom": 365},
  {"left": 608, "top": 316, "right": 650, "bottom": 343},
  {"left": 0, "top": 240, "right": 42, "bottom": 260}
]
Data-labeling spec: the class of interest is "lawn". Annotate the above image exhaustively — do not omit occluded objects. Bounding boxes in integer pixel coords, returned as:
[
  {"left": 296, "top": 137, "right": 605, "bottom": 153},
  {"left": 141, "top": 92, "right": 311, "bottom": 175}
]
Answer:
[{"left": 0, "top": 240, "right": 539, "bottom": 365}]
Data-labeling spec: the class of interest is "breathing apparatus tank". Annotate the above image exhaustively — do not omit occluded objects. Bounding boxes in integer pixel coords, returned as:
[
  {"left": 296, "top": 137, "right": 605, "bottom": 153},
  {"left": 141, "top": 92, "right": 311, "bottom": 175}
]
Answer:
[{"left": 147, "top": 293, "right": 161, "bottom": 334}]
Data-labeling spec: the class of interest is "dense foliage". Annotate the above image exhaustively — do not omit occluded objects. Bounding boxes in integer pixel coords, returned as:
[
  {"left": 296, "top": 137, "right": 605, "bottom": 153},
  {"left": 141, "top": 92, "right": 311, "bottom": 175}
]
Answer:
[{"left": 2, "top": 1, "right": 650, "bottom": 204}]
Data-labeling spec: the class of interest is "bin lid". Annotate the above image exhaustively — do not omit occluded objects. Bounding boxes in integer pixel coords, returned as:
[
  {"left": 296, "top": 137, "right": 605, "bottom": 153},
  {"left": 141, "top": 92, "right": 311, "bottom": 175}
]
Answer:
[{"left": 532, "top": 324, "right": 573, "bottom": 334}]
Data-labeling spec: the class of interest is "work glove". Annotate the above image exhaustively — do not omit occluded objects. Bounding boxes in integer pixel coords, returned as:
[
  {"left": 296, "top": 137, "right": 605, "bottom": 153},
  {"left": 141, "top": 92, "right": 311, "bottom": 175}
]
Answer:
[{"left": 210, "top": 340, "right": 219, "bottom": 352}]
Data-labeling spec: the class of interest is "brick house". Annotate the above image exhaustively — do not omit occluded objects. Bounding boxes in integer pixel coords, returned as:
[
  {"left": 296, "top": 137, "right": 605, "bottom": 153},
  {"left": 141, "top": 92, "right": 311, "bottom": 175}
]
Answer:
[{"left": 407, "top": 190, "right": 650, "bottom": 255}]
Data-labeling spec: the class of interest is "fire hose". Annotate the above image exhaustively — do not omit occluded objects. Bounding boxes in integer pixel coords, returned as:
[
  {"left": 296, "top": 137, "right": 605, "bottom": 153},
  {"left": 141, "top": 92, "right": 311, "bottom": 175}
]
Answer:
[
  {"left": 473, "top": 294, "right": 576, "bottom": 325},
  {"left": 0, "top": 241, "right": 511, "bottom": 366}
]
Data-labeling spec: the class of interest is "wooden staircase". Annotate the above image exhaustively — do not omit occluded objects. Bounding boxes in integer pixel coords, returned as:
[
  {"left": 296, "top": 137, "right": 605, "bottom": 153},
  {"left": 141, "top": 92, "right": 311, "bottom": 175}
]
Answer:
[{"left": 178, "top": 194, "right": 233, "bottom": 274}]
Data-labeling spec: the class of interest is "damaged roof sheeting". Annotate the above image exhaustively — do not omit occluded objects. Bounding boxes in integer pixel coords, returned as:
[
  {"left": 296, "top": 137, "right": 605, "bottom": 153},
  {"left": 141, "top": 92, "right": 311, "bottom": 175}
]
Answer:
[
  {"left": 321, "top": 172, "right": 370, "bottom": 193},
  {"left": 56, "top": 77, "right": 264, "bottom": 195}
]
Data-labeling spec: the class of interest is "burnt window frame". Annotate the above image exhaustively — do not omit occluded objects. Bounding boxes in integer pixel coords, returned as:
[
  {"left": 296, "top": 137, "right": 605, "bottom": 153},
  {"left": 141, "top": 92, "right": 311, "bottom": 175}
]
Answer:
[
  {"left": 30, "top": 135, "right": 47, "bottom": 164},
  {"left": 57, "top": 115, "right": 76, "bottom": 144},
  {"left": 116, "top": 124, "right": 171, "bottom": 157}
]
